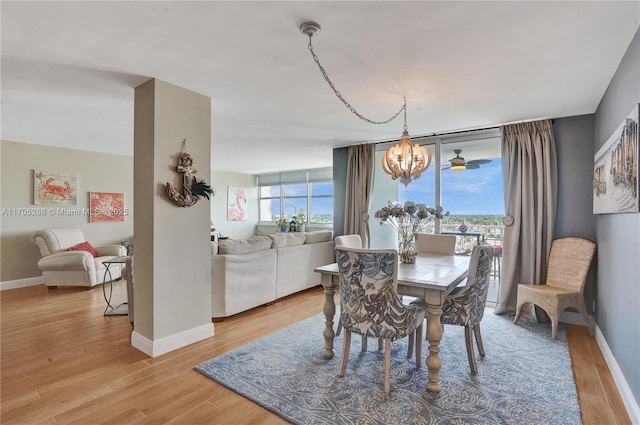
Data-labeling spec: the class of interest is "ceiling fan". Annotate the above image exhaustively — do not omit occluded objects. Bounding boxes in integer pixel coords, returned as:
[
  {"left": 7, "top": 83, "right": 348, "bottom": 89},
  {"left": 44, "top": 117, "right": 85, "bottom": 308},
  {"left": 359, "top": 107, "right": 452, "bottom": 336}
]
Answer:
[{"left": 443, "top": 149, "right": 492, "bottom": 171}]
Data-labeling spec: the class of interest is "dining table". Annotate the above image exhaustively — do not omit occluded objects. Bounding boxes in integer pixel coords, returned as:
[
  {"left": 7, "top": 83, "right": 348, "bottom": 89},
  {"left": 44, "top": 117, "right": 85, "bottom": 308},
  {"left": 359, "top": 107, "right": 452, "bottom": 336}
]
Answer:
[{"left": 314, "top": 253, "right": 471, "bottom": 393}]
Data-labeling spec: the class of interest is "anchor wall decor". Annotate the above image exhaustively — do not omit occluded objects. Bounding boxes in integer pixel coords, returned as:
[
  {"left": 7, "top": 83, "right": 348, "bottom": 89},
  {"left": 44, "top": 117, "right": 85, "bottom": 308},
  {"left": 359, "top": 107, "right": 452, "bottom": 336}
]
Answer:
[{"left": 166, "top": 139, "right": 215, "bottom": 207}]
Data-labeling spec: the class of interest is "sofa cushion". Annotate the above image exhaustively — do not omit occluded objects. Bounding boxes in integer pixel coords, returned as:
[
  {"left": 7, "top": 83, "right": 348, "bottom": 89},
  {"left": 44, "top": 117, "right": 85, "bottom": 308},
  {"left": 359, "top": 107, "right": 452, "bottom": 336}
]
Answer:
[
  {"left": 67, "top": 241, "right": 97, "bottom": 257},
  {"left": 303, "top": 230, "right": 333, "bottom": 244},
  {"left": 268, "top": 232, "right": 306, "bottom": 248},
  {"left": 218, "top": 236, "right": 272, "bottom": 255}
]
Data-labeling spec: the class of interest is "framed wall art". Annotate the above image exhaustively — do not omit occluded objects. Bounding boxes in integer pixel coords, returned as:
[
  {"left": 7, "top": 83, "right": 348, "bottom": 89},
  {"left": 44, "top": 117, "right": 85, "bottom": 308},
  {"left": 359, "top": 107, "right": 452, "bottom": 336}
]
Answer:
[
  {"left": 227, "top": 186, "right": 247, "bottom": 221},
  {"left": 89, "top": 192, "right": 125, "bottom": 222},
  {"left": 593, "top": 104, "right": 639, "bottom": 214},
  {"left": 33, "top": 171, "right": 78, "bottom": 205}
]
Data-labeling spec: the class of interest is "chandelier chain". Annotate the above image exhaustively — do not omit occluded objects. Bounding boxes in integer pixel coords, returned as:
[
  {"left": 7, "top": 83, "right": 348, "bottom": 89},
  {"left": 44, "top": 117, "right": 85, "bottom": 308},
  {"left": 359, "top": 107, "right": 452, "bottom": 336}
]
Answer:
[{"left": 306, "top": 36, "right": 405, "bottom": 125}]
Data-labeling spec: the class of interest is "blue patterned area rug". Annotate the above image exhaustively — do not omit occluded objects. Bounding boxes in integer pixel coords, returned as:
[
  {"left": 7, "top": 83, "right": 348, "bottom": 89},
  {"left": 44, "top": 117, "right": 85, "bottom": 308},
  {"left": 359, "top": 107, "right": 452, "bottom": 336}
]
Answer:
[{"left": 195, "top": 312, "right": 580, "bottom": 425}]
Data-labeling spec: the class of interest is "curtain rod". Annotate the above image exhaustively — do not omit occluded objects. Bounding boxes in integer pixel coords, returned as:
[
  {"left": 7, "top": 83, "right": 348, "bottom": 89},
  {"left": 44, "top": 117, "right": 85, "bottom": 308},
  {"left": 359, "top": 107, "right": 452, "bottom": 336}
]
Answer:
[{"left": 368, "top": 117, "right": 554, "bottom": 146}]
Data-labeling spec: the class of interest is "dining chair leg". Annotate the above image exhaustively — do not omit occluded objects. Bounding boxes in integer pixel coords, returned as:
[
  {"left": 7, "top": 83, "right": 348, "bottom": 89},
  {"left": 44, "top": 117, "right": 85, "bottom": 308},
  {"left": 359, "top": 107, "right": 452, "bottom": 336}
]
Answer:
[
  {"left": 378, "top": 338, "right": 383, "bottom": 351},
  {"left": 336, "top": 316, "right": 342, "bottom": 336},
  {"left": 384, "top": 339, "right": 392, "bottom": 394},
  {"left": 415, "top": 324, "right": 423, "bottom": 369},
  {"left": 407, "top": 332, "right": 414, "bottom": 359},
  {"left": 361, "top": 335, "right": 368, "bottom": 351},
  {"left": 464, "top": 326, "right": 478, "bottom": 374},
  {"left": 473, "top": 324, "right": 485, "bottom": 357},
  {"left": 339, "top": 329, "right": 351, "bottom": 377}
]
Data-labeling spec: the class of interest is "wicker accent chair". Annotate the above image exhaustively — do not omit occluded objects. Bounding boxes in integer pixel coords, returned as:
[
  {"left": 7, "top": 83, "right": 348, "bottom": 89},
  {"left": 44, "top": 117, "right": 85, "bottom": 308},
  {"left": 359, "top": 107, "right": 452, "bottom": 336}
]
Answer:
[
  {"left": 335, "top": 247, "right": 426, "bottom": 394},
  {"left": 513, "top": 237, "right": 596, "bottom": 339},
  {"left": 415, "top": 233, "right": 457, "bottom": 255}
]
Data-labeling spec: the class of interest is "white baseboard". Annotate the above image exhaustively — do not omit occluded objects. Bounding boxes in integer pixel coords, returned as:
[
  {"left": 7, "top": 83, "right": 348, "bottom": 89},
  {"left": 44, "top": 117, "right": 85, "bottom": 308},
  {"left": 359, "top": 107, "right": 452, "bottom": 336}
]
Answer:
[
  {"left": 131, "top": 322, "right": 215, "bottom": 357},
  {"left": 1, "top": 276, "right": 43, "bottom": 291},
  {"left": 594, "top": 322, "right": 640, "bottom": 424}
]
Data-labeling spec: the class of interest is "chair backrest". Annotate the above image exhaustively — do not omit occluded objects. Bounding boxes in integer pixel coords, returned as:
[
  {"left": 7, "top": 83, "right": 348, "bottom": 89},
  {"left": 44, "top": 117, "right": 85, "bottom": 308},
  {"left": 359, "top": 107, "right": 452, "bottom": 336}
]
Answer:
[
  {"left": 334, "top": 234, "right": 363, "bottom": 249},
  {"left": 443, "top": 244, "right": 494, "bottom": 326},
  {"left": 545, "top": 237, "right": 596, "bottom": 291},
  {"left": 415, "top": 233, "right": 457, "bottom": 255},
  {"left": 31, "top": 228, "right": 87, "bottom": 256},
  {"left": 336, "top": 247, "right": 415, "bottom": 339}
]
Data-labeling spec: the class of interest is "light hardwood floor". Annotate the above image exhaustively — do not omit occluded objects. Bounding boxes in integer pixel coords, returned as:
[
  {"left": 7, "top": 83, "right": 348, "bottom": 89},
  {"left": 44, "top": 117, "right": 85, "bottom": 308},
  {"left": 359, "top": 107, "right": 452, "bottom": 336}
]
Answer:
[{"left": 1, "top": 282, "right": 631, "bottom": 425}]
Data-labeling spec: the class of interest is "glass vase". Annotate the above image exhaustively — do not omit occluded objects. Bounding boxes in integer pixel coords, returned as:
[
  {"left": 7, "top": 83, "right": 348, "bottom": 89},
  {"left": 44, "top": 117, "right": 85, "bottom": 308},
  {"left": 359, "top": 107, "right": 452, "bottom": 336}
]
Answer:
[{"left": 398, "top": 233, "right": 417, "bottom": 264}]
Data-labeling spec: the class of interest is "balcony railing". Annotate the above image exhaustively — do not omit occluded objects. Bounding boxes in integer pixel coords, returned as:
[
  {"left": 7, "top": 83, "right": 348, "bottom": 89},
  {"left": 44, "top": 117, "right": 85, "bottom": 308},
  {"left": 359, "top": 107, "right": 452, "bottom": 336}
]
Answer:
[{"left": 439, "top": 224, "right": 503, "bottom": 305}]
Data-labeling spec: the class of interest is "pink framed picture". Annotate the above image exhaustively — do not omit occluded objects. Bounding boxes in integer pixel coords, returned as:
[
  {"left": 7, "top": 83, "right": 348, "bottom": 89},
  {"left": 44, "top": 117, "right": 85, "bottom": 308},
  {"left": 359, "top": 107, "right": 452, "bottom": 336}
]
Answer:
[{"left": 89, "top": 192, "right": 126, "bottom": 223}]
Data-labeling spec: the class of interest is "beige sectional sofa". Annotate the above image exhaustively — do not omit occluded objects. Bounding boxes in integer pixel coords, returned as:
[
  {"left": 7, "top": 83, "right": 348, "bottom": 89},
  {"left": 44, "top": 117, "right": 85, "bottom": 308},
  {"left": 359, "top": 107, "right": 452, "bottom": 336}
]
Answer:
[{"left": 210, "top": 230, "right": 335, "bottom": 320}]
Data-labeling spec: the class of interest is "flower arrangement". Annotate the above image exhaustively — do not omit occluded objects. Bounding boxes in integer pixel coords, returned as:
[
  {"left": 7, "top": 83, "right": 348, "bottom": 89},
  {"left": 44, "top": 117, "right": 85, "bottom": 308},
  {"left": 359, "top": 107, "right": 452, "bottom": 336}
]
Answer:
[
  {"left": 275, "top": 217, "right": 289, "bottom": 228},
  {"left": 374, "top": 201, "right": 448, "bottom": 263},
  {"left": 293, "top": 210, "right": 306, "bottom": 226}
]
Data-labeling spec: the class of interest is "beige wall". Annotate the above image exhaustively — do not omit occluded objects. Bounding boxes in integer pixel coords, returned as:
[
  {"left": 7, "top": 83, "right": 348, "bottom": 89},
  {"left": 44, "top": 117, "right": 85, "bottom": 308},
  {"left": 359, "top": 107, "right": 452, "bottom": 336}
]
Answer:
[
  {"left": 133, "top": 79, "right": 212, "bottom": 348},
  {"left": 0, "top": 140, "right": 133, "bottom": 282},
  {"left": 210, "top": 171, "right": 257, "bottom": 239}
]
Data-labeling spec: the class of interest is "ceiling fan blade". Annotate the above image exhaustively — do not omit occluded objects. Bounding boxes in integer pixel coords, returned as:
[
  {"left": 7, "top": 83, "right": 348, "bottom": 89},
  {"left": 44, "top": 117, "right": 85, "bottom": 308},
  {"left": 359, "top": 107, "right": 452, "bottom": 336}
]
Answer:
[
  {"left": 466, "top": 159, "right": 492, "bottom": 165},
  {"left": 441, "top": 165, "right": 452, "bottom": 170},
  {"left": 465, "top": 163, "right": 481, "bottom": 169}
]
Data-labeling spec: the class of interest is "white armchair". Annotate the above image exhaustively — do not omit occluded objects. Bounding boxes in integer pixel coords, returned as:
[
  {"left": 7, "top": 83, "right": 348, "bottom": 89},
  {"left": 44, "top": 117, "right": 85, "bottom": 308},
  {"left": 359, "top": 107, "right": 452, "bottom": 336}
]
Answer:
[{"left": 31, "top": 228, "right": 127, "bottom": 288}]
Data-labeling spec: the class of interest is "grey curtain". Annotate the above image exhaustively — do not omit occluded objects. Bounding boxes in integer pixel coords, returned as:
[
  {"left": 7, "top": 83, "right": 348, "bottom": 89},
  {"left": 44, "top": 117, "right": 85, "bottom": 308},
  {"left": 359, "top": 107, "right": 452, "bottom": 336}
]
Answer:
[
  {"left": 344, "top": 144, "right": 375, "bottom": 248},
  {"left": 495, "top": 119, "right": 557, "bottom": 316}
]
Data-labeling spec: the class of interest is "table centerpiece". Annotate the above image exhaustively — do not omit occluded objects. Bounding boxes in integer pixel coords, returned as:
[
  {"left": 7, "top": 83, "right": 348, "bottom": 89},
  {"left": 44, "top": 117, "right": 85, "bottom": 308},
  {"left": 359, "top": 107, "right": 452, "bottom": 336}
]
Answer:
[{"left": 374, "top": 201, "right": 448, "bottom": 263}]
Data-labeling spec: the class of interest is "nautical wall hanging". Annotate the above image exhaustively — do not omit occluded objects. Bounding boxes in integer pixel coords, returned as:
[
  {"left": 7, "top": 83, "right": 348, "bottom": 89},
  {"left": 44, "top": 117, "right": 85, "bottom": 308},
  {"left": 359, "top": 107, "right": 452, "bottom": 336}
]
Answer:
[{"left": 166, "top": 139, "right": 215, "bottom": 207}]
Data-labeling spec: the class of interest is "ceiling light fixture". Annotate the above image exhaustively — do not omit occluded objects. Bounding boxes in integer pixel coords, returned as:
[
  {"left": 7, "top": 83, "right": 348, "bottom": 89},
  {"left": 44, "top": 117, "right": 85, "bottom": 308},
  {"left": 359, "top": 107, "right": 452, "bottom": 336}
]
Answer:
[
  {"left": 300, "top": 21, "right": 431, "bottom": 186},
  {"left": 449, "top": 149, "right": 467, "bottom": 171}
]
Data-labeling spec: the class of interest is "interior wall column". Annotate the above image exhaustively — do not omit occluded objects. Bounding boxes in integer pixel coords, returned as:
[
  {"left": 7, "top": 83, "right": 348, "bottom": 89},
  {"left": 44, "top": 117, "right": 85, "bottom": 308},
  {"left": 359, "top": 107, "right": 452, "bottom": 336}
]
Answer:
[{"left": 133, "top": 78, "right": 213, "bottom": 356}]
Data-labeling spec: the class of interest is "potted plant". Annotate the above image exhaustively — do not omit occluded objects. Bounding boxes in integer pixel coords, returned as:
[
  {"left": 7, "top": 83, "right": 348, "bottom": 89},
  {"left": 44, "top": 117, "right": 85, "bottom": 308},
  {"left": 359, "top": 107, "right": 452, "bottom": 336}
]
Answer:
[
  {"left": 294, "top": 210, "right": 307, "bottom": 232},
  {"left": 275, "top": 217, "right": 289, "bottom": 232}
]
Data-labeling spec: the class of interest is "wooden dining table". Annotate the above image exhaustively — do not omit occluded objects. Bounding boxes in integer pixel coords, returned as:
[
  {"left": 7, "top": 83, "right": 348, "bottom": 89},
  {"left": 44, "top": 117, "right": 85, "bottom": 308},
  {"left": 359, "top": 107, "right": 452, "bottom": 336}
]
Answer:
[{"left": 314, "top": 253, "right": 471, "bottom": 393}]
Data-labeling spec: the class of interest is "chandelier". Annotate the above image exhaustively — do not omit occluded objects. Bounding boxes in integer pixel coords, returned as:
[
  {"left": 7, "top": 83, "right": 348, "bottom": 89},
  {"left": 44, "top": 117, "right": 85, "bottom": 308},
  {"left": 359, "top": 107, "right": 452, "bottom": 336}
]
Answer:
[{"left": 300, "top": 21, "right": 432, "bottom": 186}]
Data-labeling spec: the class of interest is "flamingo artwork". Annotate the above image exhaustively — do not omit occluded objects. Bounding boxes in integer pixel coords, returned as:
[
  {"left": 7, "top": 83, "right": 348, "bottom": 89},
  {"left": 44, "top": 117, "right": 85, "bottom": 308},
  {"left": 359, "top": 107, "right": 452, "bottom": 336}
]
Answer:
[{"left": 227, "top": 187, "right": 247, "bottom": 221}]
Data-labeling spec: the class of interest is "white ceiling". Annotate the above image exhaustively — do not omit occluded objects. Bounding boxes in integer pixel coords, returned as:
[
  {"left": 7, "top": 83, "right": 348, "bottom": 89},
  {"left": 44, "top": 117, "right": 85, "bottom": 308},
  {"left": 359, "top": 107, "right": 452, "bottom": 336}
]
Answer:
[{"left": 1, "top": 1, "right": 638, "bottom": 174}]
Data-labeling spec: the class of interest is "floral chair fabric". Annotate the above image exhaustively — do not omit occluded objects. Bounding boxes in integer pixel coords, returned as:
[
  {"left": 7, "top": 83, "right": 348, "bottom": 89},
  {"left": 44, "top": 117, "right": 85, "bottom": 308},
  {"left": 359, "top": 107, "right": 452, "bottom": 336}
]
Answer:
[
  {"left": 336, "top": 248, "right": 425, "bottom": 340},
  {"left": 335, "top": 247, "right": 426, "bottom": 393},
  {"left": 441, "top": 245, "right": 494, "bottom": 326},
  {"left": 418, "top": 244, "right": 494, "bottom": 374}
]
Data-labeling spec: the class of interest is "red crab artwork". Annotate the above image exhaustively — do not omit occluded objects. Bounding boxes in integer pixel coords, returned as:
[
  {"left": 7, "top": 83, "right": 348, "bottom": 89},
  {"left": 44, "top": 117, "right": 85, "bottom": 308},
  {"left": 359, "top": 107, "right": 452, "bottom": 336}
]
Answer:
[{"left": 40, "top": 178, "right": 75, "bottom": 201}]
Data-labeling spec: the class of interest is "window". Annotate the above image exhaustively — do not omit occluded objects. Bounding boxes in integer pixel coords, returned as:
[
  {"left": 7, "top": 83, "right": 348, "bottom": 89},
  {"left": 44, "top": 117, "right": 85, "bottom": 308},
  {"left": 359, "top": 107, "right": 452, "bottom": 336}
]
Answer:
[
  {"left": 257, "top": 168, "right": 333, "bottom": 225},
  {"left": 371, "top": 129, "right": 503, "bottom": 247}
]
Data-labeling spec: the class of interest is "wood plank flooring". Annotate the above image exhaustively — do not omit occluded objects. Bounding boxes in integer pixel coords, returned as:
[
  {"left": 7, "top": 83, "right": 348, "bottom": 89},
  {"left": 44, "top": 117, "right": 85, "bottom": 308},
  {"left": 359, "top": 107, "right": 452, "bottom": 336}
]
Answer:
[{"left": 1, "top": 282, "right": 631, "bottom": 424}]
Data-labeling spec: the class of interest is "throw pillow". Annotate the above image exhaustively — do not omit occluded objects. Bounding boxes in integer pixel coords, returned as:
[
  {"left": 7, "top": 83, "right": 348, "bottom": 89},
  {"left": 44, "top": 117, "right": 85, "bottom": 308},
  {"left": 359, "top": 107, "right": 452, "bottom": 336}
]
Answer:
[{"left": 67, "top": 241, "right": 97, "bottom": 257}]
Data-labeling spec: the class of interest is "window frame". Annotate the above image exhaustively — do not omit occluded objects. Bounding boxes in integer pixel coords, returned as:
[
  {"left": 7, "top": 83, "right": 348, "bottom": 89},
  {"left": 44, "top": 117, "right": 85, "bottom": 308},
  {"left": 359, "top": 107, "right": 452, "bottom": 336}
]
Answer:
[{"left": 257, "top": 168, "right": 333, "bottom": 226}]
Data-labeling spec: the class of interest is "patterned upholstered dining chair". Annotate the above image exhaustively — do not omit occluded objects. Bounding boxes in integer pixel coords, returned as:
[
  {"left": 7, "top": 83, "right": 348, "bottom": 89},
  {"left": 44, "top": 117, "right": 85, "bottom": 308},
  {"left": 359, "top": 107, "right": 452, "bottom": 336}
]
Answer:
[
  {"left": 415, "top": 233, "right": 457, "bottom": 255},
  {"left": 335, "top": 247, "right": 426, "bottom": 394},
  {"left": 440, "top": 244, "right": 494, "bottom": 374},
  {"left": 333, "top": 235, "right": 363, "bottom": 338},
  {"left": 414, "top": 244, "right": 494, "bottom": 374},
  {"left": 513, "top": 237, "right": 596, "bottom": 339}
]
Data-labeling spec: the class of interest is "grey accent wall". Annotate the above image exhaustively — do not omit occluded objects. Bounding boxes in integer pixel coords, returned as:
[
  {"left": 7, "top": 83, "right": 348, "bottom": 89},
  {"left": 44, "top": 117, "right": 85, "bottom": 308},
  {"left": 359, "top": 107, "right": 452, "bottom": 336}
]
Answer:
[
  {"left": 593, "top": 28, "right": 640, "bottom": 407},
  {"left": 0, "top": 141, "right": 133, "bottom": 282},
  {"left": 332, "top": 147, "right": 348, "bottom": 237},
  {"left": 552, "top": 115, "right": 597, "bottom": 313}
]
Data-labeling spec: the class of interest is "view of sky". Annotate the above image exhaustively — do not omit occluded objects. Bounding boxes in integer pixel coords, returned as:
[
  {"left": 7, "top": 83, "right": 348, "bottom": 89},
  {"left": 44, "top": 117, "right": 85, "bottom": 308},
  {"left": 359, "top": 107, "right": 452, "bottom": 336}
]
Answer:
[
  {"left": 264, "top": 158, "right": 505, "bottom": 222},
  {"left": 400, "top": 159, "right": 505, "bottom": 216}
]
